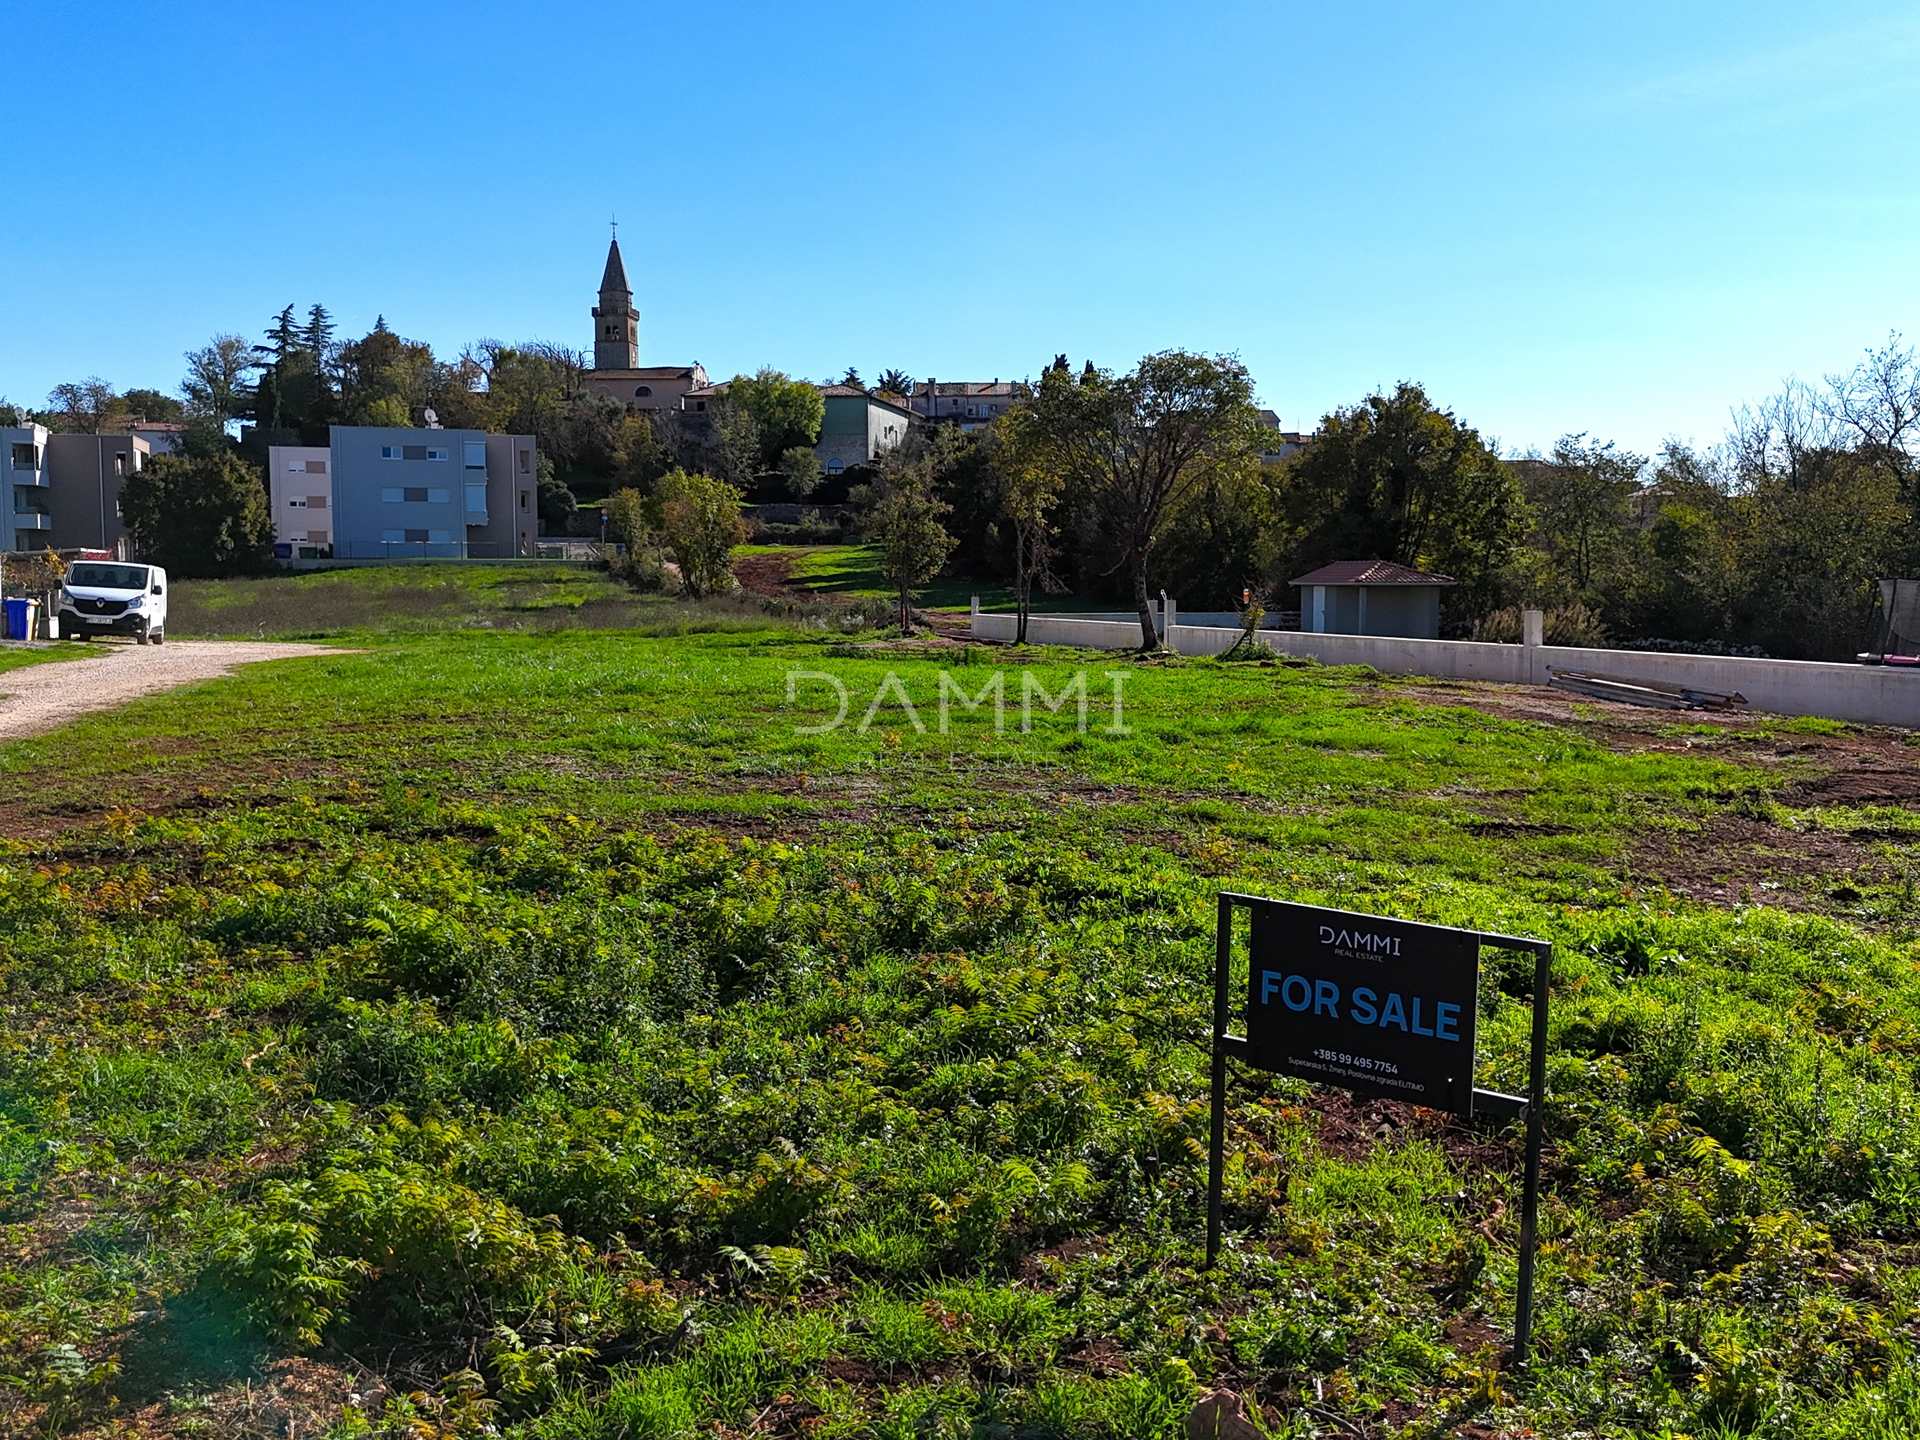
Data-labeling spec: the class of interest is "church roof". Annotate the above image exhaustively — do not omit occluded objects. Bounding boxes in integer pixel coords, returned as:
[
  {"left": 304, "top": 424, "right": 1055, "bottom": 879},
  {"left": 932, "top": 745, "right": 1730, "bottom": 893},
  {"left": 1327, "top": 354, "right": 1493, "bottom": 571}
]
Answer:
[{"left": 599, "top": 238, "right": 631, "bottom": 297}]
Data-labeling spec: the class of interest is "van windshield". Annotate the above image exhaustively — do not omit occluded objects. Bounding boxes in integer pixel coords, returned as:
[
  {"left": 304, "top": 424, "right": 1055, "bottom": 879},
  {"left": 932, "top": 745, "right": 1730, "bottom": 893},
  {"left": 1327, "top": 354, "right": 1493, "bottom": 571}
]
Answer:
[{"left": 67, "top": 564, "right": 149, "bottom": 590}]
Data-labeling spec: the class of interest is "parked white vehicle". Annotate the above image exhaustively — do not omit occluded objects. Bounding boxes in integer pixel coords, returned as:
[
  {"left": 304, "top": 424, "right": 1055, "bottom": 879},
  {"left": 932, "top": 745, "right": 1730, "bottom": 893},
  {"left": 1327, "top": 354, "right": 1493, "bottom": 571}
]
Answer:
[{"left": 57, "top": 562, "right": 169, "bottom": 644}]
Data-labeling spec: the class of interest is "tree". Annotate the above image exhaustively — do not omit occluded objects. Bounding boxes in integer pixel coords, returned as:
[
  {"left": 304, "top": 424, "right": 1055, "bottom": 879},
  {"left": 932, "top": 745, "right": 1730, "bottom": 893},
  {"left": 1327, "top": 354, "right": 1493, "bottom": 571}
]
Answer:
[
  {"left": 1523, "top": 434, "right": 1643, "bottom": 595},
  {"left": 181, "top": 336, "right": 260, "bottom": 431},
  {"left": 536, "top": 456, "right": 577, "bottom": 530},
  {"left": 1274, "top": 382, "right": 1525, "bottom": 618},
  {"left": 727, "top": 369, "right": 826, "bottom": 469},
  {"left": 993, "top": 409, "right": 1063, "bottom": 643},
  {"left": 711, "top": 399, "right": 764, "bottom": 488},
  {"left": 121, "top": 389, "right": 185, "bottom": 423},
  {"left": 1015, "top": 350, "right": 1263, "bottom": 648},
  {"left": 253, "top": 304, "right": 335, "bottom": 434},
  {"left": 864, "top": 457, "right": 957, "bottom": 631},
  {"left": 778, "top": 445, "right": 821, "bottom": 500},
  {"left": 338, "top": 319, "right": 437, "bottom": 425},
  {"left": 876, "top": 369, "right": 915, "bottom": 399},
  {"left": 649, "top": 468, "right": 746, "bottom": 598},
  {"left": 118, "top": 450, "right": 272, "bottom": 577},
  {"left": 841, "top": 367, "right": 864, "bottom": 389},
  {"left": 46, "top": 379, "right": 123, "bottom": 433}
]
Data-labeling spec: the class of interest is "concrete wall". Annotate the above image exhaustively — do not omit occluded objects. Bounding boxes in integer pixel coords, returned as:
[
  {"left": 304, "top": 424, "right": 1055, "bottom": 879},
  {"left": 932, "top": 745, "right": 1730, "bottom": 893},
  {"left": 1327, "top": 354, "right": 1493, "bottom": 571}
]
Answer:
[{"left": 966, "top": 610, "right": 1920, "bottom": 728}]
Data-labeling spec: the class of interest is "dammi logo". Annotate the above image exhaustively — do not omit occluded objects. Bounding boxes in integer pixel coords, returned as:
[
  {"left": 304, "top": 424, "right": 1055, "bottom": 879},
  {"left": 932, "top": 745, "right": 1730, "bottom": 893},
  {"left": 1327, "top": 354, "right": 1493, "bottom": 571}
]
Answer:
[{"left": 1319, "top": 926, "right": 1402, "bottom": 957}]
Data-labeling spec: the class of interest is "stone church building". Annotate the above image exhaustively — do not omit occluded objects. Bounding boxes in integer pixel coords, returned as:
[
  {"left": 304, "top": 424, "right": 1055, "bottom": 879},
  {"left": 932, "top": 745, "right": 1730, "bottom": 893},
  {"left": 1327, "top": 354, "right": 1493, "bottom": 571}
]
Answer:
[{"left": 581, "top": 237, "right": 708, "bottom": 410}]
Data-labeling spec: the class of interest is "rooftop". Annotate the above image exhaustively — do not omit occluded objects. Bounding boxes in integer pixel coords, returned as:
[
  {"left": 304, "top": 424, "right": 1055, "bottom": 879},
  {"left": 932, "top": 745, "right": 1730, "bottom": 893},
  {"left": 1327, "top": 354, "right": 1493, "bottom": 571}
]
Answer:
[{"left": 1290, "top": 560, "right": 1456, "bottom": 587}]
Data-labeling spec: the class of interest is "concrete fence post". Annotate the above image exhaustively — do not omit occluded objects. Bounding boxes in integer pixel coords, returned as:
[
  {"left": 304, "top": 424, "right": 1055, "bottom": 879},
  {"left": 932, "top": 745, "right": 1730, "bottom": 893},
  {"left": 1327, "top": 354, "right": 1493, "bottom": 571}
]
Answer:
[
  {"left": 1166, "top": 596, "right": 1179, "bottom": 654},
  {"left": 1522, "top": 608, "right": 1544, "bottom": 684}
]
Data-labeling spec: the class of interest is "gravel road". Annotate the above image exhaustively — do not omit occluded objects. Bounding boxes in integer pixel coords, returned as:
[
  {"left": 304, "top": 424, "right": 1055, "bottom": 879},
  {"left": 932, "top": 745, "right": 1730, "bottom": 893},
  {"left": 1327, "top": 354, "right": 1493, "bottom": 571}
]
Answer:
[{"left": 0, "top": 641, "right": 347, "bottom": 740}]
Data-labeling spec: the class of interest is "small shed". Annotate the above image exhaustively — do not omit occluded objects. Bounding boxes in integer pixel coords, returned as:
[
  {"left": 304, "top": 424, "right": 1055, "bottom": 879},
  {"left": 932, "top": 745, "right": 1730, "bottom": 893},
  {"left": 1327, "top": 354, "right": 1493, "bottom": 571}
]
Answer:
[{"left": 1291, "top": 560, "right": 1455, "bottom": 639}]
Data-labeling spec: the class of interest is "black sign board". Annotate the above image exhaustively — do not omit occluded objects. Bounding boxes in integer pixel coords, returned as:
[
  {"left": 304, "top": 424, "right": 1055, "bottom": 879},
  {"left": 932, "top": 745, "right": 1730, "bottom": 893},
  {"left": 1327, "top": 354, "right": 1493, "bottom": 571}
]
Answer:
[
  {"left": 1205, "top": 892, "right": 1553, "bottom": 1366},
  {"left": 1245, "top": 899, "right": 1480, "bottom": 1117}
]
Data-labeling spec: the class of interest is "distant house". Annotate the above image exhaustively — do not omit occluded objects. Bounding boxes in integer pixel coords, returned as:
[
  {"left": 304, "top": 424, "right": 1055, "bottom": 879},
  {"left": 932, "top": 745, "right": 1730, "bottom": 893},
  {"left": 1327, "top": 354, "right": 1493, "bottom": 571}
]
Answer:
[
  {"left": 1292, "top": 560, "right": 1455, "bottom": 640},
  {"left": 1257, "top": 410, "right": 1311, "bottom": 464},
  {"left": 815, "top": 385, "right": 912, "bottom": 475},
  {"left": 910, "top": 379, "right": 1026, "bottom": 432}
]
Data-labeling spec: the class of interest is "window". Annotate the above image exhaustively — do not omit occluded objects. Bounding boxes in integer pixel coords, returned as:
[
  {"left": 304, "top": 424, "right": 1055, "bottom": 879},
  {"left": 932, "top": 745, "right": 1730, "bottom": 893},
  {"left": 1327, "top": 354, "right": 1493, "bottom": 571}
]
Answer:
[
  {"left": 287, "top": 460, "right": 306, "bottom": 472},
  {"left": 382, "top": 529, "right": 406, "bottom": 542},
  {"left": 634, "top": 385, "right": 652, "bottom": 398},
  {"left": 827, "top": 458, "right": 845, "bottom": 475},
  {"left": 404, "top": 487, "right": 430, "bottom": 503},
  {"left": 288, "top": 496, "right": 308, "bottom": 509},
  {"left": 380, "top": 446, "right": 402, "bottom": 460},
  {"left": 10, "top": 444, "right": 36, "bottom": 469},
  {"left": 695, "top": 400, "right": 706, "bottom": 411},
  {"left": 517, "top": 450, "right": 531, "bottom": 474},
  {"left": 113, "top": 453, "right": 127, "bottom": 475},
  {"left": 519, "top": 491, "right": 529, "bottom": 510},
  {"left": 405, "top": 529, "right": 430, "bottom": 544},
  {"left": 427, "top": 529, "right": 452, "bottom": 543},
  {"left": 308, "top": 495, "right": 328, "bottom": 509},
  {"left": 306, "top": 459, "right": 327, "bottom": 474},
  {"left": 307, "top": 529, "right": 329, "bottom": 544},
  {"left": 381, "top": 487, "right": 404, "bottom": 503},
  {"left": 463, "top": 441, "right": 486, "bottom": 468},
  {"left": 403, "top": 444, "right": 428, "bottom": 461},
  {"left": 427, "top": 448, "right": 449, "bottom": 462},
  {"left": 427, "top": 487, "right": 450, "bottom": 504},
  {"left": 465, "top": 484, "right": 487, "bottom": 512}
]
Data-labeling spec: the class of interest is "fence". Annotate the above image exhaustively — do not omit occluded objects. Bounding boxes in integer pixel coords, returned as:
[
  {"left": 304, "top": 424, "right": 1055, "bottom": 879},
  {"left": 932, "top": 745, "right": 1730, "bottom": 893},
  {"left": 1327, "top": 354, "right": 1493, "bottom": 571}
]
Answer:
[{"left": 966, "top": 601, "right": 1920, "bottom": 728}]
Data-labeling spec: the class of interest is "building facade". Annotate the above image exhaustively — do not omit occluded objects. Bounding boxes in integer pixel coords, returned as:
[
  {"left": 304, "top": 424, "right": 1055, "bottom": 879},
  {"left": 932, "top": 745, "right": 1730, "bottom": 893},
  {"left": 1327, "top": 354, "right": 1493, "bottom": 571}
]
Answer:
[
  {"left": 579, "top": 237, "right": 710, "bottom": 411},
  {"left": 267, "top": 445, "right": 335, "bottom": 554},
  {"left": 325, "top": 426, "right": 537, "bottom": 559},
  {"left": 910, "top": 380, "right": 1027, "bottom": 432},
  {"left": 3, "top": 424, "right": 53, "bottom": 553},
  {"left": 44, "top": 433, "right": 147, "bottom": 556},
  {"left": 1291, "top": 560, "right": 1454, "bottom": 640},
  {"left": 816, "top": 386, "right": 913, "bottom": 474}
]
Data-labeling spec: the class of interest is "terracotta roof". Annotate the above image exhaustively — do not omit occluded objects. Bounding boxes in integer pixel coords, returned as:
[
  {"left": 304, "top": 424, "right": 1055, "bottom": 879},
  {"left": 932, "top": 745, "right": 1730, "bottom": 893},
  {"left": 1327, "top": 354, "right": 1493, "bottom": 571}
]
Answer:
[{"left": 1290, "top": 560, "right": 1456, "bottom": 586}]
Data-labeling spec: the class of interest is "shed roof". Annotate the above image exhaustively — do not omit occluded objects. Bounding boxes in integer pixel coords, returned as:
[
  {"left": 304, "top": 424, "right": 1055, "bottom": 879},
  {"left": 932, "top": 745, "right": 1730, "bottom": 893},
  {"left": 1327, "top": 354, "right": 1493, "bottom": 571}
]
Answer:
[{"left": 1290, "top": 560, "right": 1456, "bottom": 587}]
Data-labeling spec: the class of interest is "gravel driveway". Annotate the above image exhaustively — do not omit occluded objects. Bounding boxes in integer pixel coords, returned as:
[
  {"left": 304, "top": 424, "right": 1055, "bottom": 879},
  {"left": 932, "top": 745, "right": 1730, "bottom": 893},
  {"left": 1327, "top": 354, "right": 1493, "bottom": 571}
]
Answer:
[{"left": 0, "top": 641, "right": 348, "bottom": 740}]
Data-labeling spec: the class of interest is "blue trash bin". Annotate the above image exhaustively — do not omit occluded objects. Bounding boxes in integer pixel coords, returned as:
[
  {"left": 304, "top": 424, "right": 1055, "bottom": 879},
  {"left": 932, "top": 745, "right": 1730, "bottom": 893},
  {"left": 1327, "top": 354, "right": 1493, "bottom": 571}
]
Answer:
[{"left": 3, "top": 597, "right": 28, "bottom": 640}]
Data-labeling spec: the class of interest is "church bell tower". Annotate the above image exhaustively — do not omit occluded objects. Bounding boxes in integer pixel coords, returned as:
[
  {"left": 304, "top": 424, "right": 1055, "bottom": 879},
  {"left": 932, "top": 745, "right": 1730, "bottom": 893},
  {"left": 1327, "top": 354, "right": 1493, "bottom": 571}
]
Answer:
[{"left": 591, "top": 236, "right": 639, "bottom": 370}]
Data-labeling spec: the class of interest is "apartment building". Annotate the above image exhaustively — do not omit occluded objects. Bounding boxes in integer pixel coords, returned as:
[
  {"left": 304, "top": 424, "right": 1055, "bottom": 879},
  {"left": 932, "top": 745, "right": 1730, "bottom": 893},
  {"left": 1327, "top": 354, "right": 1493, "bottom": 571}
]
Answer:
[
  {"left": 45, "top": 433, "right": 147, "bottom": 556},
  {"left": 267, "top": 445, "right": 334, "bottom": 555},
  {"left": 324, "top": 426, "right": 538, "bottom": 559},
  {"left": 2, "top": 424, "right": 53, "bottom": 553}
]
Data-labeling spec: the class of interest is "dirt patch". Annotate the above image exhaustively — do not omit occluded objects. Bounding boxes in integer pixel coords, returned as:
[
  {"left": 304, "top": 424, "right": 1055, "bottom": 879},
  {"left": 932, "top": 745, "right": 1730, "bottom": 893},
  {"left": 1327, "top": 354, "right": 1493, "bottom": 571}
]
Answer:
[
  {"left": 1629, "top": 813, "right": 1888, "bottom": 905},
  {"left": 734, "top": 551, "right": 797, "bottom": 597},
  {"left": 1304, "top": 1089, "right": 1515, "bottom": 1176}
]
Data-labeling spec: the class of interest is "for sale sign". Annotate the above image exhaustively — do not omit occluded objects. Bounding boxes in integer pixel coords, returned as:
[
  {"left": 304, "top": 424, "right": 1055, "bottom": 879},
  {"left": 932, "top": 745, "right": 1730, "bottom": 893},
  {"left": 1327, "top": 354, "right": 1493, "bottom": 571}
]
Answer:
[{"left": 1244, "top": 899, "right": 1481, "bottom": 1116}]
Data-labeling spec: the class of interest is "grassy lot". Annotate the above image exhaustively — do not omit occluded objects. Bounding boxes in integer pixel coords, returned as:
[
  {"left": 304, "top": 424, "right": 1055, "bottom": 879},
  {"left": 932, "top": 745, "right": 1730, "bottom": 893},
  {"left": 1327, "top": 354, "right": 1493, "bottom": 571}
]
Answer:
[
  {"left": 0, "top": 625, "right": 1918, "bottom": 1438},
  {"left": 167, "top": 563, "right": 886, "bottom": 641},
  {"left": 742, "top": 544, "right": 1107, "bottom": 615}
]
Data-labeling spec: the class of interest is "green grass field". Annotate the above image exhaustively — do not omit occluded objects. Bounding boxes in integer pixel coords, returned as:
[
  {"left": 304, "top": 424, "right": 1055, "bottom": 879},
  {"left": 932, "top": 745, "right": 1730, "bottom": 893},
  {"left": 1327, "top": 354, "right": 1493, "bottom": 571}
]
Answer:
[{"left": 0, "top": 594, "right": 1918, "bottom": 1438}]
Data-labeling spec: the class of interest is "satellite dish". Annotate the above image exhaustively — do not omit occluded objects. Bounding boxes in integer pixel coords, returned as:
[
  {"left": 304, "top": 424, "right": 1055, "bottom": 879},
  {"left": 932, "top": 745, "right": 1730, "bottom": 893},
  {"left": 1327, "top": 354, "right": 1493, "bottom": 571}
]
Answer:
[{"left": 423, "top": 408, "right": 440, "bottom": 428}]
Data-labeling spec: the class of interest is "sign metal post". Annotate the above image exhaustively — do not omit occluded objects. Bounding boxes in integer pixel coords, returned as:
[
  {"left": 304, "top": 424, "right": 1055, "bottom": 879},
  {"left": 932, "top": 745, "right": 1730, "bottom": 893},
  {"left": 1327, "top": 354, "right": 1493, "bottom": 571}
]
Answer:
[{"left": 1204, "top": 893, "right": 1551, "bottom": 1367}]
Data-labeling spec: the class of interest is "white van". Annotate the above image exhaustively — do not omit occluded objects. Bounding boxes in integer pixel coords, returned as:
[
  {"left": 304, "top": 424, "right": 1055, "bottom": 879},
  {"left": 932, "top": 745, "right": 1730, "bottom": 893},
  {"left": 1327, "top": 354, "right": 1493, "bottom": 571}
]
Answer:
[{"left": 57, "top": 562, "right": 169, "bottom": 645}]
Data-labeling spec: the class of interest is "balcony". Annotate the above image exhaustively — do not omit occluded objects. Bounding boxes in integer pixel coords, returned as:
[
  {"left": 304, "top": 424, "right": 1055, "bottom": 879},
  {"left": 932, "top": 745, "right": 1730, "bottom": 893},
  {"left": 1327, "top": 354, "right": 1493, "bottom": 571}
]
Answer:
[{"left": 12, "top": 512, "right": 52, "bottom": 530}]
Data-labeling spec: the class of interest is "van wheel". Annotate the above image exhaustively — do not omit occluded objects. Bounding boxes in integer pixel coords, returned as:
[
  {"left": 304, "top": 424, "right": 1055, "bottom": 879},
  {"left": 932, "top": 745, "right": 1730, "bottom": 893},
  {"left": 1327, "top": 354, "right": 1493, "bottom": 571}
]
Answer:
[{"left": 152, "top": 630, "right": 165, "bottom": 645}]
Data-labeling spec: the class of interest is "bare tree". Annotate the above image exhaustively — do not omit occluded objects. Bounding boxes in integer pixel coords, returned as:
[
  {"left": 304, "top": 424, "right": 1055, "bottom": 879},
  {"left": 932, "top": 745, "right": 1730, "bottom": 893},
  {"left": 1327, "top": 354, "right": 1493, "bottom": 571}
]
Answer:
[
  {"left": 46, "top": 378, "right": 122, "bottom": 433},
  {"left": 1823, "top": 333, "right": 1920, "bottom": 493}
]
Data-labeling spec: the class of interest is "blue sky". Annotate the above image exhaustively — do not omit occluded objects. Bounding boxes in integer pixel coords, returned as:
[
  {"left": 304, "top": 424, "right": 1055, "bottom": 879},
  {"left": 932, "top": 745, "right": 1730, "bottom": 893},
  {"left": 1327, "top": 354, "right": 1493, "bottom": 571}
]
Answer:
[{"left": 4, "top": 1, "right": 1918, "bottom": 456}]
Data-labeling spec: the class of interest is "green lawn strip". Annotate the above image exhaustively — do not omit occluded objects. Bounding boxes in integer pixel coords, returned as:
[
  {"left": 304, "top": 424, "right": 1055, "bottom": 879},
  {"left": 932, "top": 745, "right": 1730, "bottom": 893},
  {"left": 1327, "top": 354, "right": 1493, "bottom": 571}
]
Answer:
[
  {"left": 0, "top": 629, "right": 1915, "bottom": 1437},
  {"left": 0, "top": 645, "right": 90, "bottom": 677}
]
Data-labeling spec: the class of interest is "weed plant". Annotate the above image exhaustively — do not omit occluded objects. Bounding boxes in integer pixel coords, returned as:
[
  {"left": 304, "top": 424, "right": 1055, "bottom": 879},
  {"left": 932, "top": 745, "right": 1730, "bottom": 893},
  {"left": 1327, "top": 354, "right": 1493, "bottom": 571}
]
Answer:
[{"left": 0, "top": 630, "right": 1915, "bottom": 1437}]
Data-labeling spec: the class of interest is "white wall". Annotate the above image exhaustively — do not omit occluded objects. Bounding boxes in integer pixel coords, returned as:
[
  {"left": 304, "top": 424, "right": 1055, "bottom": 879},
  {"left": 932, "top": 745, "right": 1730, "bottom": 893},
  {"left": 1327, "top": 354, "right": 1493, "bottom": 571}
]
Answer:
[
  {"left": 267, "top": 446, "right": 333, "bottom": 547},
  {"left": 966, "top": 612, "right": 1920, "bottom": 728}
]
